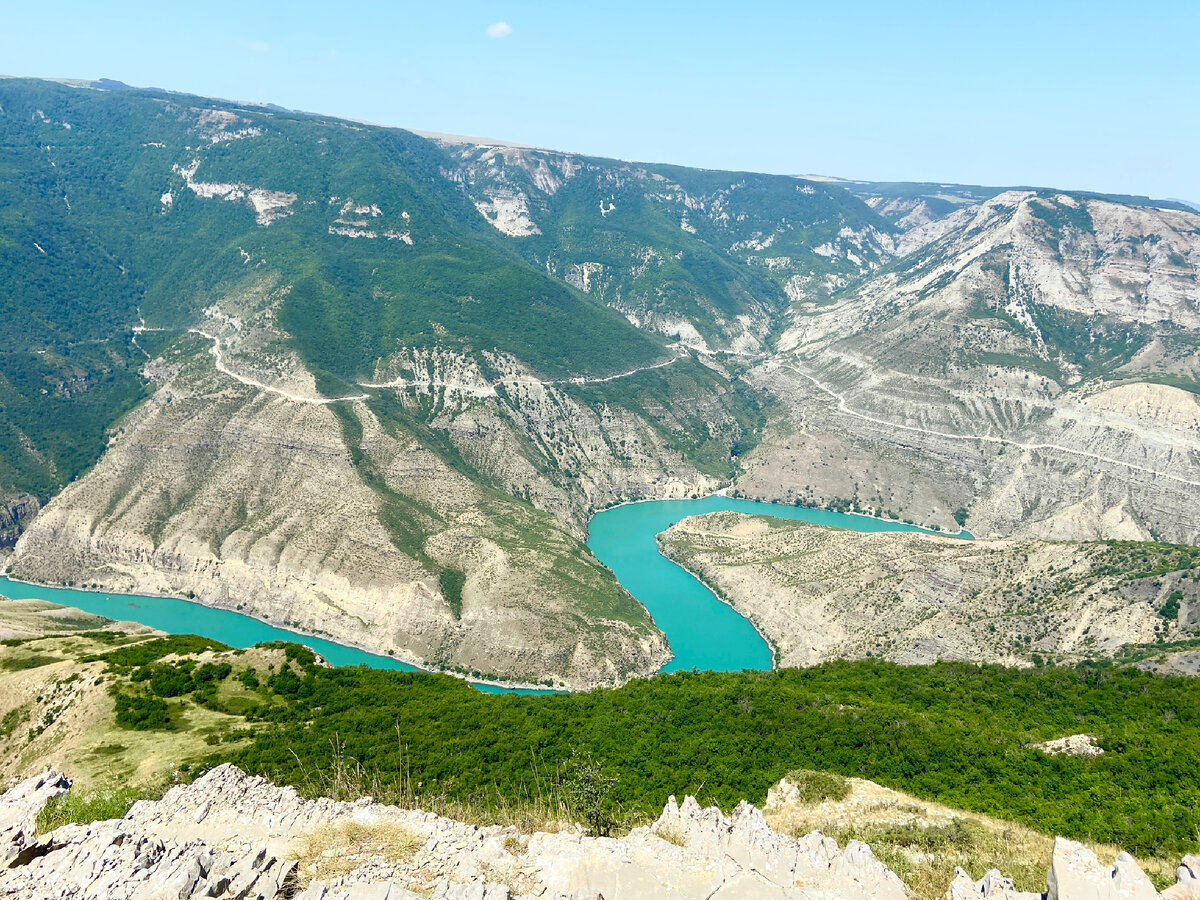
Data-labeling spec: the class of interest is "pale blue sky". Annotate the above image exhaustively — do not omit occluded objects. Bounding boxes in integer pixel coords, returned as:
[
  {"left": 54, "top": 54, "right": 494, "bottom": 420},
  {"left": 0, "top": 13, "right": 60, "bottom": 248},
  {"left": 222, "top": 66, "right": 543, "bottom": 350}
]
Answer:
[{"left": 3, "top": 1, "right": 1198, "bottom": 200}]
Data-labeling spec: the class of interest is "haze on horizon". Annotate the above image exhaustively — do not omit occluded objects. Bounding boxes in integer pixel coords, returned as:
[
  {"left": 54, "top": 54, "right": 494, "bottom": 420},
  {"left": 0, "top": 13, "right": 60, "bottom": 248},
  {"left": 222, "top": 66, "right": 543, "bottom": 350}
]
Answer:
[{"left": 2, "top": 0, "right": 1198, "bottom": 202}]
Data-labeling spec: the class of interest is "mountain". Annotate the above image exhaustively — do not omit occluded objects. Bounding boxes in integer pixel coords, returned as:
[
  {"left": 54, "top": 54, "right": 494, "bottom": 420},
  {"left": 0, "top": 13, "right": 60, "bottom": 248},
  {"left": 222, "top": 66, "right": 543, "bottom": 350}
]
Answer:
[
  {"left": 1, "top": 77, "right": 1199, "bottom": 686},
  {"left": 842, "top": 180, "right": 1194, "bottom": 231},
  {"left": 439, "top": 143, "right": 897, "bottom": 350},
  {"left": 0, "top": 78, "right": 770, "bottom": 686},
  {"left": 739, "top": 189, "right": 1200, "bottom": 543}
]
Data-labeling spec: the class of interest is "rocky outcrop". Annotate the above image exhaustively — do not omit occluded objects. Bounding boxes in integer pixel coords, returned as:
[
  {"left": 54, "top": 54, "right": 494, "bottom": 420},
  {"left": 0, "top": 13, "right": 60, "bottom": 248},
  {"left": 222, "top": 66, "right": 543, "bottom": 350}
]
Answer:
[
  {"left": 4, "top": 766, "right": 1200, "bottom": 900},
  {"left": 0, "top": 765, "right": 911, "bottom": 899},
  {"left": 0, "top": 493, "right": 41, "bottom": 549},
  {"left": 947, "top": 867, "right": 1042, "bottom": 900},
  {"left": 1033, "top": 735, "right": 1105, "bottom": 759},
  {"left": 1047, "top": 838, "right": 1161, "bottom": 900},
  {"left": 0, "top": 769, "right": 68, "bottom": 867}
]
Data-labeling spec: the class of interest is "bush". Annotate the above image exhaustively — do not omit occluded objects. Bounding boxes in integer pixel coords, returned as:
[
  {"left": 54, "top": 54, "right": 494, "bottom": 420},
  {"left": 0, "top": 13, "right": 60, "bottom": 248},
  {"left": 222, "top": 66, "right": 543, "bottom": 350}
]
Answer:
[
  {"left": 560, "top": 748, "right": 619, "bottom": 837},
  {"left": 783, "top": 768, "right": 851, "bottom": 804},
  {"left": 112, "top": 692, "right": 172, "bottom": 730}
]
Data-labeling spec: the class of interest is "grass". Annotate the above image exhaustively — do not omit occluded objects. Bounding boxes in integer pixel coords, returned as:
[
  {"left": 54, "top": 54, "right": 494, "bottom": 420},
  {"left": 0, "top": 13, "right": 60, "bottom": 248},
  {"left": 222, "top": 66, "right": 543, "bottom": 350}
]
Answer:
[
  {"left": 781, "top": 768, "right": 851, "bottom": 804},
  {"left": 292, "top": 820, "right": 422, "bottom": 887},
  {"left": 765, "top": 778, "right": 1180, "bottom": 900},
  {"left": 286, "top": 732, "right": 575, "bottom": 835},
  {"left": 36, "top": 783, "right": 165, "bottom": 835}
]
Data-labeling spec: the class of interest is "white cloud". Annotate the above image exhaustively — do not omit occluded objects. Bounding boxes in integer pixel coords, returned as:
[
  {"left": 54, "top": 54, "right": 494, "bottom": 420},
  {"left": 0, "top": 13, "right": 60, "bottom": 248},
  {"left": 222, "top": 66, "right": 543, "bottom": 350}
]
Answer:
[
  {"left": 240, "top": 39, "right": 271, "bottom": 53},
  {"left": 486, "top": 21, "right": 513, "bottom": 38}
]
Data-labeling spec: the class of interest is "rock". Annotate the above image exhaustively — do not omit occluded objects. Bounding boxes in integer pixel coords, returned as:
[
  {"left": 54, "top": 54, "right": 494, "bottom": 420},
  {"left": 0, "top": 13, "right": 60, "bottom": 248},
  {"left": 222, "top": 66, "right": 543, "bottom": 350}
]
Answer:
[
  {"left": 1163, "top": 855, "right": 1200, "bottom": 899},
  {"left": 947, "top": 866, "right": 1043, "bottom": 900},
  {"left": 0, "top": 769, "right": 69, "bottom": 866},
  {"left": 1, "top": 765, "right": 1193, "bottom": 900},
  {"left": 1034, "top": 735, "right": 1105, "bottom": 758},
  {"left": 1047, "top": 837, "right": 1158, "bottom": 900}
]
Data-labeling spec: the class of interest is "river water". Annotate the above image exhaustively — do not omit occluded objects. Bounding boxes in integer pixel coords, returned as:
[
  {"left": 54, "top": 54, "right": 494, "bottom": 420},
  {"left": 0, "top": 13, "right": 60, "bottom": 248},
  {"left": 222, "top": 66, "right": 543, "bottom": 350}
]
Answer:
[{"left": 0, "top": 497, "right": 965, "bottom": 688}]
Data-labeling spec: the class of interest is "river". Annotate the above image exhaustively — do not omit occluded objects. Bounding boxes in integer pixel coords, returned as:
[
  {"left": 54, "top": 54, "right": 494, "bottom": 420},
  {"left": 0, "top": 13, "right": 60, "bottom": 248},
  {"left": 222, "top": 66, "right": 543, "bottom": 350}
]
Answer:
[{"left": 0, "top": 497, "right": 966, "bottom": 689}]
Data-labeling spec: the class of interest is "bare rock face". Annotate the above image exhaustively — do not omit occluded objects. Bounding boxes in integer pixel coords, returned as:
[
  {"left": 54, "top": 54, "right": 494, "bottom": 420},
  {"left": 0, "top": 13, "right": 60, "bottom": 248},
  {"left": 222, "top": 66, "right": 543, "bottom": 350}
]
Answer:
[
  {"left": 1033, "top": 735, "right": 1105, "bottom": 759},
  {"left": 1047, "top": 837, "right": 1160, "bottom": 900},
  {"left": 946, "top": 867, "right": 1042, "bottom": 900},
  {"left": 0, "top": 765, "right": 914, "bottom": 900},
  {"left": 0, "top": 769, "right": 68, "bottom": 867},
  {"left": 4, "top": 767, "right": 1200, "bottom": 900}
]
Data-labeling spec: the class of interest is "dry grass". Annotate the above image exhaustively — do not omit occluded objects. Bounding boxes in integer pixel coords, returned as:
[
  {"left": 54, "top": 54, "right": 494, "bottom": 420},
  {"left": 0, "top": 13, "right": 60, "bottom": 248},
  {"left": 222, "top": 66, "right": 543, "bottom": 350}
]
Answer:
[
  {"left": 293, "top": 820, "right": 422, "bottom": 886},
  {"left": 655, "top": 825, "right": 687, "bottom": 847},
  {"left": 766, "top": 778, "right": 1181, "bottom": 900}
]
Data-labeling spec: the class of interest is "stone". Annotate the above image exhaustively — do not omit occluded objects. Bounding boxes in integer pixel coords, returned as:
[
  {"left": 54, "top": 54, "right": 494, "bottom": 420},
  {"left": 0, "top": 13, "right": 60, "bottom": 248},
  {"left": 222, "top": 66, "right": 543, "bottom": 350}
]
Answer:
[
  {"left": 0, "top": 769, "right": 69, "bottom": 867},
  {"left": 1047, "top": 837, "right": 1158, "bottom": 900}
]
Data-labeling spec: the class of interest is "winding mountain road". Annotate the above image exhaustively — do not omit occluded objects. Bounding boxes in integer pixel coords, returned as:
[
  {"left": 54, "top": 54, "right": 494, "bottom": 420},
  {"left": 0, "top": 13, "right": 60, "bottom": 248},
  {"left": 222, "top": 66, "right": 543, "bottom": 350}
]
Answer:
[{"left": 774, "top": 361, "right": 1200, "bottom": 489}]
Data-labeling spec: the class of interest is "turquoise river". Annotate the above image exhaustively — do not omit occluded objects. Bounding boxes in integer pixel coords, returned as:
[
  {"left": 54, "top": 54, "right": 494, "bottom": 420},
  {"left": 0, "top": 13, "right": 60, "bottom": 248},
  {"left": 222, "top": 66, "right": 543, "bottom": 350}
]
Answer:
[{"left": 0, "top": 496, "right": 966, "bottom": 691}]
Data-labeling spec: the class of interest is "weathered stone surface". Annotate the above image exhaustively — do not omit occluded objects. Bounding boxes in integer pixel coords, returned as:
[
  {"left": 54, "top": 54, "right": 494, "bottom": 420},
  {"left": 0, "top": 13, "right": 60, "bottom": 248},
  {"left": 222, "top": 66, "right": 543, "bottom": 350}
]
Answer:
[
  {"left": 1034, "top": 734, "right": 1105, "bottom": 758},
  {"left": 1047, "top": 837, "right": 1159, "bottom": 900},
  {"left": 947, "top": 866, "right": 1042, "bottom": 900},
  {"left": 0, "top": 769, "right": 68, "bottom": 867},
  {"left": 4, "top": 767, "right": 1197, "bottom": 900}
]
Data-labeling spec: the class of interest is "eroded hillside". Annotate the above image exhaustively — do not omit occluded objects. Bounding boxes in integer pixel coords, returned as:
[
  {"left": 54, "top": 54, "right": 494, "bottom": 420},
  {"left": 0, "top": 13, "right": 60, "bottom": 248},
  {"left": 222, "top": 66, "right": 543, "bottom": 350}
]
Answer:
[
  {"left": 659, "top": 511, "right": 1200, "bottom": 668},
  {"left": 739, "top": 190, "right": 1200, "bottom": 543}
]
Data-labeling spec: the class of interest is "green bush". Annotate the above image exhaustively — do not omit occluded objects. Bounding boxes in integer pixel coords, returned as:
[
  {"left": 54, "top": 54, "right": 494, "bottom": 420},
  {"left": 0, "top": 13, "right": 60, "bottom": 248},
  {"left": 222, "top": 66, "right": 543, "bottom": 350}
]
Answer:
[
  {"left": 36, "top": 785, "right": 163, "bottom": 834},
  {"left": 782, "top": 768, "right": 851, "bottom": 804},
  {"left": 112, "top": 692, "right": 172, "bottom": 730}
]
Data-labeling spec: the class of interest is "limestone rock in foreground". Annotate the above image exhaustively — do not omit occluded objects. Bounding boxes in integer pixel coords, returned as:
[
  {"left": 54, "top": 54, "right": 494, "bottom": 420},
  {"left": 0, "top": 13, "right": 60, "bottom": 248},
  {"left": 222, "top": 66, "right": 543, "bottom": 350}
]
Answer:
[
  {"left": 0, "top": 764, "right": 903, "bottom": 899},
  {"left": 946, "top": 866, "right": 1042, "bottom": 900},
  {"left": 3, "top": 766, "right": 1199, "bottom": 900},
  {"left": 0, "top": 769, "right": 68, "bottom": 867},
  {"left": 1047, "top": 837, "right": 1160, "bottom": 900}
]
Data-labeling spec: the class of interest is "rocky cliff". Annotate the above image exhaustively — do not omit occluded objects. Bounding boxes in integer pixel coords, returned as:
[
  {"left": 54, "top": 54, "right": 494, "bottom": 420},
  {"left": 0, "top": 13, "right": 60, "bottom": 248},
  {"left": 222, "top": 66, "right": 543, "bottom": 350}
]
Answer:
[{"left": 2, "top": 765, "right": 1197, "bottom": 900}]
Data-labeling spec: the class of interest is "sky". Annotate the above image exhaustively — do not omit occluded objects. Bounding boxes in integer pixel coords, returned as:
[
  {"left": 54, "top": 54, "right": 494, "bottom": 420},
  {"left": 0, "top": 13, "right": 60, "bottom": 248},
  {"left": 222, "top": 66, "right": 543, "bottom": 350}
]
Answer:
[{"left": 2, "top": 1, "right": 1198, "bottom": 201}]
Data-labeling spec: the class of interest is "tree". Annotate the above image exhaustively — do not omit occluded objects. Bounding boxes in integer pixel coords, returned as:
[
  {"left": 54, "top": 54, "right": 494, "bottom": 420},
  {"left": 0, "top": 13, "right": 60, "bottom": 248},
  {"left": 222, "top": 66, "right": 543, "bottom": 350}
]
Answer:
[{"left": 560, "top": 748, "right": 619, "bottom": 836}]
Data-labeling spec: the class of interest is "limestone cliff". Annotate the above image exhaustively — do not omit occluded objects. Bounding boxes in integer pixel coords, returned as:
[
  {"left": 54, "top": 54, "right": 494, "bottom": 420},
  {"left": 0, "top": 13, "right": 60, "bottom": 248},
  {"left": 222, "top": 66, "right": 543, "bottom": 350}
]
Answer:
[
  {"left": 740, "top": 192, "right": 1200, "bottom": 544},
  {"left": 8, "top": 320, "right": 672, "bottom": 689}
]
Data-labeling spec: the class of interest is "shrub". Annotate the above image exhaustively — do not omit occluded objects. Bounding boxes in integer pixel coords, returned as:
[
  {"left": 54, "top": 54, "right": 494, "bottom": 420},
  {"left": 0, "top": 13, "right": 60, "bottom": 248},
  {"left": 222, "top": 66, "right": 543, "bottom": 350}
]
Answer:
[{"left": 782, "top": 768, "right": 851, "bottom": 804}]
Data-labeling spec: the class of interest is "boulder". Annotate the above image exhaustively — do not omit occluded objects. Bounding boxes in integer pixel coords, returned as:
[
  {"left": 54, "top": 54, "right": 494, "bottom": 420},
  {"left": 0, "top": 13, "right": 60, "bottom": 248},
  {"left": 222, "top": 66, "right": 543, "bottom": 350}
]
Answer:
[
  {"left": 1047, "top": 837, "right": 1158, "bottom": 900},
  {"left": 0, "top": 769, "right": 69, "bottom": 867}
]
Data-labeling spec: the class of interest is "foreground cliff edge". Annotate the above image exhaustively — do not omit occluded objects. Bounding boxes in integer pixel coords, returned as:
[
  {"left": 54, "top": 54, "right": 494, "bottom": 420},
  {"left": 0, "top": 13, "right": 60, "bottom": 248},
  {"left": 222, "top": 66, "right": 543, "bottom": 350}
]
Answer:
[{"left": 2, "top": 765, "right": 1198, "bottom": 900}]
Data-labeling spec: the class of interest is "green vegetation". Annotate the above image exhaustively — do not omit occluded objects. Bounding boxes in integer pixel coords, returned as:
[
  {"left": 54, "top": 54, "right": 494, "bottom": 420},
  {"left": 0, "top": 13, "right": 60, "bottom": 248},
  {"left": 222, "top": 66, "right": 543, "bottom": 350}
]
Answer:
[
  {"left": 781, "top": 767, "right": 851, "bottom": 803},
  {"left": 94, "top": 634, "right": 231, "bottom": 672},
  {"left": 36, "top": 784, "right": 166, "bottom": 834},
  {"left": 112, "top": 691, "right": 172, "bottom": 730},
  {"left": 1092, "top": 541, "right": 1200, "bottom": 580},
  {"left": 151, "top": 652, "right": 1200, "bottom": 856},
  {"left": 439, "top": 568, "right": 466, "bottom": 619}
]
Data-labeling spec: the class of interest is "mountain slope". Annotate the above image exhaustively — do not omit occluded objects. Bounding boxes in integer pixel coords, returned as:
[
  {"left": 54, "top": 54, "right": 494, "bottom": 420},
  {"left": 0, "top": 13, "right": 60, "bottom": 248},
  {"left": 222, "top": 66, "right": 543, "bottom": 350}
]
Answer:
[
  {"left": 660, "top": 511, "right": 1200, "bottom": 668},
  {"left": 739, "top": 190, "right": 1200, "bottom": 543},
  {"left": 440, "top": 142, "right": 897, "bottom": 350},
  {"left": 0, "top": 79, "right": 768, "bottom": 684}
]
